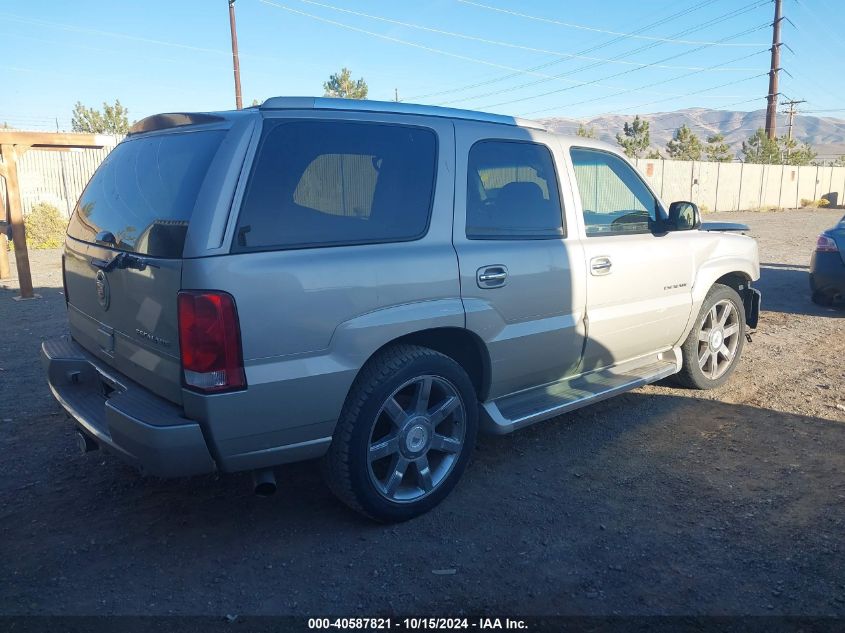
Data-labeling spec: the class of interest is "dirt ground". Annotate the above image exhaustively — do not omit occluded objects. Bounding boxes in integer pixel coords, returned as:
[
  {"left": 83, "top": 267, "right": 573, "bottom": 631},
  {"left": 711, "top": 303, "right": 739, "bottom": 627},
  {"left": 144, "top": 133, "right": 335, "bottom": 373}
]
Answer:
[{"left": 1, "top": 208, "right": 843, "bottom": 617}]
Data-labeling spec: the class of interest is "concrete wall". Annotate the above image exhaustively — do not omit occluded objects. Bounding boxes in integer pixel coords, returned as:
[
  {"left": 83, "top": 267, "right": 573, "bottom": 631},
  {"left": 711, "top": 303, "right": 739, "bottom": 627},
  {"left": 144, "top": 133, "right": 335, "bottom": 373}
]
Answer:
[{"left": 634, "top": 158, "right": 845, "bottom": 211}]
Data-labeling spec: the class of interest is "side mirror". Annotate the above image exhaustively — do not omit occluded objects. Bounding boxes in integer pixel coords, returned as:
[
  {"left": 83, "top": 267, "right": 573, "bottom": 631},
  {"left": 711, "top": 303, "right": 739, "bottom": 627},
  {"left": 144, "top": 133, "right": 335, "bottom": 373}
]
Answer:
[{"left": 667, "top": 201, "right": 701, "bottom": 231}]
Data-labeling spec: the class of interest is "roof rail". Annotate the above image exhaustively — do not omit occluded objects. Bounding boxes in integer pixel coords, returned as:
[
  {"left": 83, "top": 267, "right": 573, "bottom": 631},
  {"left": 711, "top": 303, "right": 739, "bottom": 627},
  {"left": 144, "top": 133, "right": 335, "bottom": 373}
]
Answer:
[{"left": 259, "top": 97, "right": 545, "bottom": 131}]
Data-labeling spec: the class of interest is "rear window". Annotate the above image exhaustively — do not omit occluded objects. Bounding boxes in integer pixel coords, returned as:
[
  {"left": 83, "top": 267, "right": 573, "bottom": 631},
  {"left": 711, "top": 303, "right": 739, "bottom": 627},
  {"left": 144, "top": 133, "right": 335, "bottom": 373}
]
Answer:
[
  {"left": 233, "top": 120, "right": 437, "bottom": 251},
  {"left": 67, "top": 130, "right": 225, "bottom": 258}
]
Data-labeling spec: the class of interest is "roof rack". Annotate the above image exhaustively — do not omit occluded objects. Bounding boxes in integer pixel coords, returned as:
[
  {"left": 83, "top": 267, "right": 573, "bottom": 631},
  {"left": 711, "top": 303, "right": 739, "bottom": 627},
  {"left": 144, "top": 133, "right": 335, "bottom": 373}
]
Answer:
[{"left": 259, "top": 97, "right": 545, "bottom": 131}]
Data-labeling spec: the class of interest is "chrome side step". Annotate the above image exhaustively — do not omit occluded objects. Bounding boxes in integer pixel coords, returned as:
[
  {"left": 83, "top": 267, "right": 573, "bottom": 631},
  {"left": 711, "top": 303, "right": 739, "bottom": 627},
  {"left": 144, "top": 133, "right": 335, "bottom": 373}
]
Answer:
[{"left": 480, "top": 350, "right": 680, "bottom": 434}]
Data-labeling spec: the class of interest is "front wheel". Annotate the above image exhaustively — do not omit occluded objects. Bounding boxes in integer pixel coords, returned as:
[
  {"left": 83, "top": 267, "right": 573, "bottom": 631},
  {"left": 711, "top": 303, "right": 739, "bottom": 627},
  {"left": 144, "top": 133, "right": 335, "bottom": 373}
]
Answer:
[
  {"left": 676, "top": 284, "right": 746, "bottom": 390},
  {"left": 323, "top": 344, "right": 478, "bottom": 522}
]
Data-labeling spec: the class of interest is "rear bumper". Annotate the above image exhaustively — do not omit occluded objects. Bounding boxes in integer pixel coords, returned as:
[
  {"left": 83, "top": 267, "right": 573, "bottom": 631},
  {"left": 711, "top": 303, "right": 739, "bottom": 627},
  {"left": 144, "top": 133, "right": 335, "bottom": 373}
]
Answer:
[
  {"left": 810, "top": 251, "right": 845, "bottom": 298},
  {"left": 41, "top": 337, "right": 216, "bottom": 477}
]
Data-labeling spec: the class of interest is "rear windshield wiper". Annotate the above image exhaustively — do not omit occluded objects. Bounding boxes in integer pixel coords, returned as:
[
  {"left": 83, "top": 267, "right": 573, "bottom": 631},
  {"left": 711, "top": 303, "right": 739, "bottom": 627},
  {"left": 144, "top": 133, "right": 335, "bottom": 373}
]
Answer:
[{"left": 90, "top": 251, "right": 159, "bottom": 272}]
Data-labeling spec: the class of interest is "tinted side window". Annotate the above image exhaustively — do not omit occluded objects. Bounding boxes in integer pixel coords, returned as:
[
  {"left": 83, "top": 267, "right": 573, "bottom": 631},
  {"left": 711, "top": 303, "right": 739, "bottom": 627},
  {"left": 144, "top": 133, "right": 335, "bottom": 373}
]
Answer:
[
  {"left": 466, "top": 140, "right": 563, "bottom": 239},
  {"left": 570, "top": 148, "right": 658, "bottom": 236},
  {"left": 234, "top": 121, "right": 437, "bottom": 251}
]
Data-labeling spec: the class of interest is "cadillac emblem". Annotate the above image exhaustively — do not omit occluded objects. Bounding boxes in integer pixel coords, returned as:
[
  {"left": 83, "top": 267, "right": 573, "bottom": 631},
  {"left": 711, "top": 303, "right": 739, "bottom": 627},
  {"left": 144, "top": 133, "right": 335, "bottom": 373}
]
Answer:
[{"left": 95, "top": 270, "right": 110, "bottom": 310}]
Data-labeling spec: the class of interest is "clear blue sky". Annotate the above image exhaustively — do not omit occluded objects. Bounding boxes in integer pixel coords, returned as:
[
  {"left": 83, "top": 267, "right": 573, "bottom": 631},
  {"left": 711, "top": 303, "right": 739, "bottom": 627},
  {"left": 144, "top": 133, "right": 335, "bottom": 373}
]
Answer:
[{"left": 1, "top": 0, "right": 842, "bottom": 130}]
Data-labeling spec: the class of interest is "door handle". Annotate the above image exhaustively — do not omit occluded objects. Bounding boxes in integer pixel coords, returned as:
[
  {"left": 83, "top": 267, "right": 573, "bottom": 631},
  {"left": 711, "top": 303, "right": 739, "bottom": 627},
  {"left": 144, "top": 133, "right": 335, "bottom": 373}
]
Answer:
[
  {"left": 477, "top": 265, "right": 508, "bottom": 288},
  {"left": 590, "top": 256, "right": 612, "bottom": 276}
]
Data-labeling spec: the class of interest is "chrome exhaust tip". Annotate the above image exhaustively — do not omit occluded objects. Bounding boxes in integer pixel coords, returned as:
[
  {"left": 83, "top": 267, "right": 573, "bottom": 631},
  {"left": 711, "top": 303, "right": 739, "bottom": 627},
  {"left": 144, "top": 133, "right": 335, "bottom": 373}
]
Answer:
[
  {"left": 252, "top": 468, "right": 277, "bottom": 496},
  {"left": 76, "top": 431, "right": 99, "bottom": 454}
]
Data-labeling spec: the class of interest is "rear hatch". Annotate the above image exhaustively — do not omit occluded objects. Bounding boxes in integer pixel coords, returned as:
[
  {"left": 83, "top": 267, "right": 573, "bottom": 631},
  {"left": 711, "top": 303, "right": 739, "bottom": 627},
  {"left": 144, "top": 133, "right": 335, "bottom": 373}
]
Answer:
[{"left": 63, "top": 128, "right": 227, "bottom": 404}]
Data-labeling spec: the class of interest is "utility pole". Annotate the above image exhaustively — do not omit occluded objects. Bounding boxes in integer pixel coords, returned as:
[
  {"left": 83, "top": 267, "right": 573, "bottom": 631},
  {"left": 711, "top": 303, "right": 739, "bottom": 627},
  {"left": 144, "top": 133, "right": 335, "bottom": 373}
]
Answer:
[
  {"left": 765, "top": 0, "right": 783, "bottom": 139},
  {"left": 780, "top": 98, "right": 806, "bottom": 163},
  {"left": 394, "top": 88, "right": 399, "bottom": 102},
  {"left": 228, "top": 0, "right": 243, "bottom": 110},
  {"left": 780, "top": 99, "right": 806, "bottom": 141},
  {"left": 56, "top": 118, "right": 72, "bottom": 217}
]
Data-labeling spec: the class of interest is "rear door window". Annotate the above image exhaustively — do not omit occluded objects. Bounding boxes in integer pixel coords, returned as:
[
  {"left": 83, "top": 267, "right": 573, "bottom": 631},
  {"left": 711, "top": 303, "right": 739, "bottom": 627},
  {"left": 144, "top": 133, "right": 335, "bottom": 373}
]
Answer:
[
  {"left": 466, "top": 140, "right": 564, "bottom": 239},
  {"left": 67, "top": 130, "right": 225, "bottom": 258},
  {"left": 233, "top": 120, "right": 438, "bottom": 251}
]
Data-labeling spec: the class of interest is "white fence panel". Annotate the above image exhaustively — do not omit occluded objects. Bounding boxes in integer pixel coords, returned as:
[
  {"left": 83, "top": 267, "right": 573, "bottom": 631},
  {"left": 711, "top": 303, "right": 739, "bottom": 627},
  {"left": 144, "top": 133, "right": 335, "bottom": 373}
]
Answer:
[{"left": 5, "top": 138, "right": 845, "bottom": 218}]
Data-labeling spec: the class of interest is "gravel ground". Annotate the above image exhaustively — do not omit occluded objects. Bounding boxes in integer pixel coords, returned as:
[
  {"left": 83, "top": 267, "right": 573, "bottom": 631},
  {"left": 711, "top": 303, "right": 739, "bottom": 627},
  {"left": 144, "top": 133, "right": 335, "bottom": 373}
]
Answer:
[{"left": 1, "top": 208, "right": 843, "bottom": 617}]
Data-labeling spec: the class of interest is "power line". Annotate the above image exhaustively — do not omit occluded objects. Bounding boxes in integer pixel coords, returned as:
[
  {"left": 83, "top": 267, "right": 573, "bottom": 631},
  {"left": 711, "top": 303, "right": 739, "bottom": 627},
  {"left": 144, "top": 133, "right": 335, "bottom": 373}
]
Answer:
[
  {"left": 408, "top": 0, "right": 727, "bottom": 101},
  {"left": 258, "top": 0, "right": 755, "bottom": 97},
  {"left": 428, "top": 0, "right": 771, "bottom": 105},
  {"left": 456, "top": 0, "right": 767, "bottom": 47},
  {"left": 444, "top": 27, "right": 770, "bottom": 109},
  {"left": 256, "top": 0, "right": 671, "bottom": 89},
  {"left": 522, "top": 74, "right": 768, "bottom": 118},
  {"left": 288, "top": 0, "right": 760, "bottom": 74},
  {"left": 0, "top": 12, "right": 289, "bottom": 64}
]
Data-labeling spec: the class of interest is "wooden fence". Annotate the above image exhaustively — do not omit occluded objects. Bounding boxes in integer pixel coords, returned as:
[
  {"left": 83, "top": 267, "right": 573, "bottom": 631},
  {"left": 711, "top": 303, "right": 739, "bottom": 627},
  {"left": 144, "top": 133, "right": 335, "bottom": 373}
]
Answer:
[{"left": 0, "top": 136, "right": 120, "bottom": 216}]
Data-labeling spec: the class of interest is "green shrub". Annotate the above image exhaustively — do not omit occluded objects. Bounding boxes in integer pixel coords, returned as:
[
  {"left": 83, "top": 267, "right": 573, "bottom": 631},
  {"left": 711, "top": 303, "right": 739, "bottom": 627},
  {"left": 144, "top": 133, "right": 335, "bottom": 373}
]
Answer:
[
  {"left": 23, "top": 202, "right": 67, "bottom": 249},
  {"left": 800, "top": 198, "right": 831, "bottom": 208}
]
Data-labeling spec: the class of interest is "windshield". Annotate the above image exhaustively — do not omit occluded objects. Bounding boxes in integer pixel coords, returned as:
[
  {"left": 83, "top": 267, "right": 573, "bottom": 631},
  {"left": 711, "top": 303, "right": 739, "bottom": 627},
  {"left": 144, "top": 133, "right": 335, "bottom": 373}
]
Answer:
[{"left": 67, "top": 130, "right": 225, "bottom": 258}]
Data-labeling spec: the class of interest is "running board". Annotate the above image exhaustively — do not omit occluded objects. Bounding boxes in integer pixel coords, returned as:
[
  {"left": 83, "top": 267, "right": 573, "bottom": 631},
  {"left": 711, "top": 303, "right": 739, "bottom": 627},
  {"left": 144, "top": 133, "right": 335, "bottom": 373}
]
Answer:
[{"left": 480, "top": 351, "right": 680, "bottom": 435}]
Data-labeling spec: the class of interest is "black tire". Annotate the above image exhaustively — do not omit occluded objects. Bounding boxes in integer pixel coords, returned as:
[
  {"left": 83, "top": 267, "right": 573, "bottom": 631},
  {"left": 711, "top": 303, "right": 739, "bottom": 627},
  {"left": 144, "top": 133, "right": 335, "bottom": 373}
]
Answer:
[
  {"left": 676, "top": 284, "right": 746, "bottom": 390},
  {"left": 811, "top": 289, "right": 834, "bottom": 307},
  {"left": 322, "top": 344, "right": 478, "bottom": 522}
]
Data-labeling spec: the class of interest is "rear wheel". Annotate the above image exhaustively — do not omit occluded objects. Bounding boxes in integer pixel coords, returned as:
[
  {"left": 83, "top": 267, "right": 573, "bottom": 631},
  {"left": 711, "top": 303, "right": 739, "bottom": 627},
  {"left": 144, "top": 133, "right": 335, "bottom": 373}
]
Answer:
[
  {"left": 811, "top": 289, "right": 835, "bottom": 307},
  {"left": 323, "top": 344, "right": 478, "bottom": 522},
  {"left": 676, "top": 284, "right": 746, "bottom": 390}
]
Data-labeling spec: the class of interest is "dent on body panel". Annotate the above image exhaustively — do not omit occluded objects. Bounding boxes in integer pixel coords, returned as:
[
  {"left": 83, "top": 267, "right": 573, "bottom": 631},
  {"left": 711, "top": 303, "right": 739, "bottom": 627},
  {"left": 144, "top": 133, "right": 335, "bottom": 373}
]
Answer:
[{"left": 330, "top": 298, "right": 465, "bottom": 364}]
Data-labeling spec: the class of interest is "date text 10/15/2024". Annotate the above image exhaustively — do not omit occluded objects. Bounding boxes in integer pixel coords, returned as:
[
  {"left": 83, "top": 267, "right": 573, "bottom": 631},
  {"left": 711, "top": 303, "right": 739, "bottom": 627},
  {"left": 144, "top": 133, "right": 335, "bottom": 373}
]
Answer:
[{"left": 308, "top": 618, "right": 528, "bottom": 630}]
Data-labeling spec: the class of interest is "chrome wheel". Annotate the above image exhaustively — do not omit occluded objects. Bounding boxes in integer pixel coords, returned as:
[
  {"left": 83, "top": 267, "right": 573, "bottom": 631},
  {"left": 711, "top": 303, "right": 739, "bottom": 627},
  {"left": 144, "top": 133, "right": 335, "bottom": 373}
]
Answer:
[
  {"left": 367, "top": 375, "right": 466, "bottom": 503},
  {"left": 696, "top": 299, "right": 741, "bottom": 380}
]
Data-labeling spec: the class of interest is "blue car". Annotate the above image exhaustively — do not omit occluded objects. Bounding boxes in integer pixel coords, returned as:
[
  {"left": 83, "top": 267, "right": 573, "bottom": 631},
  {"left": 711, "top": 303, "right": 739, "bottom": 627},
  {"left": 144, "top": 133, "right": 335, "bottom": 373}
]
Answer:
[{"left": 810, "top": 214, "right": 845, "bottom": 306}]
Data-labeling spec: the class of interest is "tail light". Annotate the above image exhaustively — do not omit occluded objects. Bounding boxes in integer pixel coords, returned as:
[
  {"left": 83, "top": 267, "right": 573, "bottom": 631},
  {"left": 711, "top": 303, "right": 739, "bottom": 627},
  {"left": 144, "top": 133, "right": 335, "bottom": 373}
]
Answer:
[
  {"left": 177, "top": 290, "right": 246, "bottom": 393},
  {"left": 816, "top": 234, "right": 839, "bottom": 253}
]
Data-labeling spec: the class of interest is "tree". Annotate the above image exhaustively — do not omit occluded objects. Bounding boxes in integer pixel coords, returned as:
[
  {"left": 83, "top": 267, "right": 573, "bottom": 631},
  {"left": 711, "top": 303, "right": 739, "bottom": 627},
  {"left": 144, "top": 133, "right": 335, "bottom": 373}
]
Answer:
[
  {"left": 741, "top": 129, "right": 780, "bottom": 164},
  {"left": 741, "top": 129, "right": 817, "bottom": 165},
  {"left": 323, "top": 68, "right": 368, "bottom": 99},
  {"left": 645, "top": 149, "right": 663, "bottom": 159},
  {"left": 71, "top": 99, "right": 130, "bottom": 134},
  {"left": 779, "top": 135, "right": 816, "bottom": 166},
  {"left": 576, "top": 124, "right": 596, "bottom": 138},
  {"left": 616, "top": 116, "right": 650, "bottom": 158},
  {"left": 704, "top": 133, "right": 733, "bottom": 162},
  {"left": 665, "top": 124, "right": 702, "bottom": 161},
  {"left": 250, "top": 98, "right": 262, "bottom": 107}
]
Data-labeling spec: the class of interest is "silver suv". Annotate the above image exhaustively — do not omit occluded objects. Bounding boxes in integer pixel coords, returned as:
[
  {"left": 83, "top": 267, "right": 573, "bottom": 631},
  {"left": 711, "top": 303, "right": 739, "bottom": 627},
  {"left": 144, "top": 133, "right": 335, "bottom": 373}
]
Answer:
[{"left": 43, "top": 98, "right": 761, "bottom": 521}]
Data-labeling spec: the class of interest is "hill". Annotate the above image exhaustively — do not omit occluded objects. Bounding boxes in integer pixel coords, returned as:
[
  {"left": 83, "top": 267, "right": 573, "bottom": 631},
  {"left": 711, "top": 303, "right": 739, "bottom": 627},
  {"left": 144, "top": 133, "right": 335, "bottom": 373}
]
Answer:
[{"left": 539, "top": 108, "right": 845, "bottom": 160}]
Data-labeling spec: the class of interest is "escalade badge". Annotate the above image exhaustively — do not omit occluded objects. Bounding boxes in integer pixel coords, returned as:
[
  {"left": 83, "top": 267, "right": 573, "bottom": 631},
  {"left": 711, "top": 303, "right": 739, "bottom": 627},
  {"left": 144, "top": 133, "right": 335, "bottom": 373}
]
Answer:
[{"left": 95, "top": 270, "right": 110, "bottom": 310}]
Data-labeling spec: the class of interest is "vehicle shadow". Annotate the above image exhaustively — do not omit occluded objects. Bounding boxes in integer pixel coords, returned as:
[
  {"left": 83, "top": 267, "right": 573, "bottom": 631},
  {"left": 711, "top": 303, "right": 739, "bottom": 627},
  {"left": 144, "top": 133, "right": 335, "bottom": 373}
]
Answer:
[
  {"left": 5, "top": 388, "right": 845, "bottom": 616},
  {"left": 756, "top": 263, "right": 844, "bottom": 318},
  {"left": 3, "top": 262, "right": 843, "bottom": 616}
]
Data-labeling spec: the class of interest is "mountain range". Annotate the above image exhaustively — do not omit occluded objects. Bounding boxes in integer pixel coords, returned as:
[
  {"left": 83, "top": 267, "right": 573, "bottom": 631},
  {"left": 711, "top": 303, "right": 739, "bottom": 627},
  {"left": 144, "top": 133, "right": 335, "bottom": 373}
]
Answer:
[{"left": 539, "top": 108, "right": 845, "bottom": 160}]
